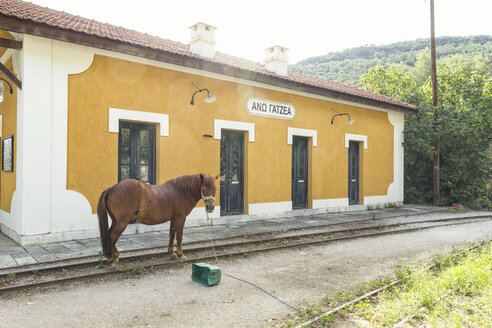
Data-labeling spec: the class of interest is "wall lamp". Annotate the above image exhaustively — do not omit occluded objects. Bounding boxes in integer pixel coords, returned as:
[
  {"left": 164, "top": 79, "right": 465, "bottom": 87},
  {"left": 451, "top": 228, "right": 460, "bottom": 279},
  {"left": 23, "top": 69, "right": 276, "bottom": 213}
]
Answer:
[
  {"left": 331, "top": 113, "right": 355, "bottom": 125},
  {"left": 190, "top": 82, "right": 216, "bottom": 105},
  {"left": 0, "top": 78, "right": 14, "bottom": 103}
]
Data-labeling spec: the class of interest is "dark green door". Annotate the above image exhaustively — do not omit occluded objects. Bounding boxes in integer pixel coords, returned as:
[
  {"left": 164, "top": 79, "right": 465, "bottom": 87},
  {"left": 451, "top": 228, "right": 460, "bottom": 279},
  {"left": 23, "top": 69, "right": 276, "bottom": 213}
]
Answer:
[
  {"left": 118, "top": 122, "right": 156, "bottom": 184},
  {"left": 220, "top": 130, "right": 244, "bottom": 215},
  {"left": 292, "top": 136, "right": 308, "bottom": 209},
  {"left": 348, "top": 141, "right": 359, "bottom": 205}
]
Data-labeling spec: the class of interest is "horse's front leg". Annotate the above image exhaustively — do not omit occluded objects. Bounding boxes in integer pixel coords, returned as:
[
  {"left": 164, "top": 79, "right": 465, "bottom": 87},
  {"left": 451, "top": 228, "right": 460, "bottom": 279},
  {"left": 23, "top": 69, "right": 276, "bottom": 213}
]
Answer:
[
  {"left": 168, "top": 219, "right": 177, "bottom": 258},
  {"left": 175, "top": 217, "right": 187, "bottom": 259}
]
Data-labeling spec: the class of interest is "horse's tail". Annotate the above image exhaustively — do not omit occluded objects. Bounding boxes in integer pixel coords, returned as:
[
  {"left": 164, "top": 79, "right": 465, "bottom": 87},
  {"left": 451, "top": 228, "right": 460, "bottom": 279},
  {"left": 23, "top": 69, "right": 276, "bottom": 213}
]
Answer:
[{"left": 97, "top": 189, "right": 112, "bottom": 258}]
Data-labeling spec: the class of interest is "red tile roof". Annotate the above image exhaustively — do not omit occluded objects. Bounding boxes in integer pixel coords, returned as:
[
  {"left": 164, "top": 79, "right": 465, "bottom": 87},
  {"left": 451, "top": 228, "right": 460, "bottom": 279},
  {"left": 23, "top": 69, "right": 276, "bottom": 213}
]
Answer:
[{"left": 0, "top": 0, "right": 417, "bottom": 113}]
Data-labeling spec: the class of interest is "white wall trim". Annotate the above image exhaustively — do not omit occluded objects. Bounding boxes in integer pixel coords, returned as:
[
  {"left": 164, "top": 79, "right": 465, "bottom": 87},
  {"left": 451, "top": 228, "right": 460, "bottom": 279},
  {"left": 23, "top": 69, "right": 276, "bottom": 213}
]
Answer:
[
  {"left": 109, "top": 107, "right": 169, "bottom": 136},
  {"left": 345, "top": 133, "right": 368, "bottom": 149},
  {"left": 249, "top": 201, "right": 292, "bottom": 215},
  {"left": 214, "top": 119, "right": 255, "bottom": 142},
  {"left": 7, "top": 36, "right": 97, "bottom": 239},
  {"left": 313, "top": 198, "right": 348, "bottom": 209},
  {"left": 387, "top": 111, "right": 405, "bottom": 203},
  {"left": 287, "top": 127, "right": 317, "bottom": 146},
  {"left": 364, "top": 194, "right": 403, "bottom": 207}
]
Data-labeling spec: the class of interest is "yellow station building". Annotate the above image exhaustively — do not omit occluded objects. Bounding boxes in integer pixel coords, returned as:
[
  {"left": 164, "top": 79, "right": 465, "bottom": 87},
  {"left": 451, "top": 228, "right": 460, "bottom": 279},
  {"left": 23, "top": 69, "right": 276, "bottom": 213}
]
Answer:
[{"left": 0, "top": 0, "right": 417, "bottom": 245}]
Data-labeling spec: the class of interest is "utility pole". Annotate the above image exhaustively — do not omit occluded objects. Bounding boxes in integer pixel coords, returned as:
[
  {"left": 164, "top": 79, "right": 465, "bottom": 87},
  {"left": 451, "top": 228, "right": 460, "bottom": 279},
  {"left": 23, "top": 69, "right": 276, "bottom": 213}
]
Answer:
[{"left": 430, "top": 0, "right": 440, "bottom": 205}]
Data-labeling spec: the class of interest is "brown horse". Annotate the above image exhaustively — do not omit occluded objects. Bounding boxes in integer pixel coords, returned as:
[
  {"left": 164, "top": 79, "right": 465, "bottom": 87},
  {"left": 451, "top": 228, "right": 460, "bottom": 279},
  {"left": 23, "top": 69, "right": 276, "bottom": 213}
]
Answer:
[{"left": 97, "top": 173, "right": 218, "bottom": 265}]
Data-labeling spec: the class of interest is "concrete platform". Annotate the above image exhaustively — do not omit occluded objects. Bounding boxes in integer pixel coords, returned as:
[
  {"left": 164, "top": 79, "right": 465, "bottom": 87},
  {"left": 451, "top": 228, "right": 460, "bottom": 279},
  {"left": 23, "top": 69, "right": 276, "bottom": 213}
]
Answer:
[{"left": 0, "top": 205, "right": 476, "bottom": 271}]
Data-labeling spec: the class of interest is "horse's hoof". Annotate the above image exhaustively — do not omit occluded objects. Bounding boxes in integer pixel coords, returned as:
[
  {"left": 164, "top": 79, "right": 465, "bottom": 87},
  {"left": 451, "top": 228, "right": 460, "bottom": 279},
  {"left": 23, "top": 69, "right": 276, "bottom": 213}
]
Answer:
[
  {"left": 169, "top": 252, "right": 178, "bottom": 258},
  {"left": 109, "top": 257, "right": 119, "bottom": 268},
  {"left": 178, "top": 254, "right": 187, "bottom": 259}
]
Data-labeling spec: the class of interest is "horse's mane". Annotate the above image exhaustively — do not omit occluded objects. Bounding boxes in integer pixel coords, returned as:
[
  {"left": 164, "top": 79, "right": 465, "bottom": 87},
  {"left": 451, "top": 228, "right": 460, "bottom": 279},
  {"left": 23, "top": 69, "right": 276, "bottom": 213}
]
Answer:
[{"left": 169, "top": 174, "right": 202, "bottom": 199}]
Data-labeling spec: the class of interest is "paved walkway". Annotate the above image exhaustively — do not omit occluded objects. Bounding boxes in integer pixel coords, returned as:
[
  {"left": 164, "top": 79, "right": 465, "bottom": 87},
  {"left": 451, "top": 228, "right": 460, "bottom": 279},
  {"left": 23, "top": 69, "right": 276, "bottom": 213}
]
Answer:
[{"left": 0, "top": 205, "right": 463, "bottom": 270}]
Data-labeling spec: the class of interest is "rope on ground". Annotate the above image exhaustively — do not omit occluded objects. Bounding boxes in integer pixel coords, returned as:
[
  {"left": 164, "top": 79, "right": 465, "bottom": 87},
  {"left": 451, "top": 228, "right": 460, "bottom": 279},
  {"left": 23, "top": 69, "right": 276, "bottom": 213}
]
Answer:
[{"left": 204, "top": 210, "right": 324, "bottom": 327}]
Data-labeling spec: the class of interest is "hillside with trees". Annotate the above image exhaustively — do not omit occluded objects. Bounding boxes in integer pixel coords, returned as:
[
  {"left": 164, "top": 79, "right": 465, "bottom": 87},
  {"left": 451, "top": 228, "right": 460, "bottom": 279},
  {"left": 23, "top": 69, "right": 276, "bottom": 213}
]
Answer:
[{"left": 290, "top": 36, "right": 491, "bottom": 84}]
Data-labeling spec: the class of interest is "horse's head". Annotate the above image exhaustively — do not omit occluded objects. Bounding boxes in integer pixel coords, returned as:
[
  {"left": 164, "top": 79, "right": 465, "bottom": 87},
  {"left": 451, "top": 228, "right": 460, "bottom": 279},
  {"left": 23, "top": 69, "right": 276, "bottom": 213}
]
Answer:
[{"left": 200, "top": 174, "right": 219, "bottom": 213}]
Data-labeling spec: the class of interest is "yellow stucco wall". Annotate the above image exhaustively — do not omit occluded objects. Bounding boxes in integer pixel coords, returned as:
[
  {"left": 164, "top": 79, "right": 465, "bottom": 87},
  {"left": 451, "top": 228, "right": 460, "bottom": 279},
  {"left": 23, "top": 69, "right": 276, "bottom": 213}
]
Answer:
[
  {"left": 68, "top": 55, "right": 394, "bottom": 213},
  {"left": 0, "top": 56, "right": 17, "bottom": 212}
]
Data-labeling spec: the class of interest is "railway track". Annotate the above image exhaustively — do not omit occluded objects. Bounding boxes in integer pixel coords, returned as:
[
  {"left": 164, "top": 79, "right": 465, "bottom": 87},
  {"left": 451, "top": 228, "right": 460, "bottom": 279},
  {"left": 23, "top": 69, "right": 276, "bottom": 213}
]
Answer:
[{"left": 0, "top": 214, "right": 490, "bottom": 294}]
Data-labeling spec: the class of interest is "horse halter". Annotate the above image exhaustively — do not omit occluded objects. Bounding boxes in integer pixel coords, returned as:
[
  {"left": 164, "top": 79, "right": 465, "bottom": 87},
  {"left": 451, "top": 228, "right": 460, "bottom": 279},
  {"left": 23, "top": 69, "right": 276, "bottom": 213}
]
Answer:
[{"left": 201, "top": 189, "right": 215, "bottom": 202}]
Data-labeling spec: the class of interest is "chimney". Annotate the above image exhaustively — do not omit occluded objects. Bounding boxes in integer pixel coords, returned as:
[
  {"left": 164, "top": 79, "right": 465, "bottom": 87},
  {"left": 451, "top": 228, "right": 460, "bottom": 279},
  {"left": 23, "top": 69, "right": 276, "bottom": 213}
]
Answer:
[
  {"left": 189, "top": 22, "right": 217, "bottom": 59},
  {"left": 264, "top": 45, "right": 289, "bottom": 76}
]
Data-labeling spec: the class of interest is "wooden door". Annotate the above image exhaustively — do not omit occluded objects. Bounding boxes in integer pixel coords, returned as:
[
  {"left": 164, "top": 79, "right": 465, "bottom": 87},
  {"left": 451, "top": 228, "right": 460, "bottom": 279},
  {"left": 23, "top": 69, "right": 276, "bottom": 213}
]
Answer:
[
  {"left": 348, "top": 141, "right": 360, "bottom": 205},
  {"left": 220, "top": 130, "right": 244, "bottom": 215},
  {"left": 292, "top": 136, "right": 308, "bottom": 209}
]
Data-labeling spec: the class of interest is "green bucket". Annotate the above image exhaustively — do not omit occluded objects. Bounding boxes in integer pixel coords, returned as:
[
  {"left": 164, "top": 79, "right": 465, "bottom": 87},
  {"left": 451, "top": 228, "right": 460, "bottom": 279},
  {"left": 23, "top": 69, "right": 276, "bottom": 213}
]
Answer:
[{"left": 191, "top": 262, "right": 221, "bottom": 286}]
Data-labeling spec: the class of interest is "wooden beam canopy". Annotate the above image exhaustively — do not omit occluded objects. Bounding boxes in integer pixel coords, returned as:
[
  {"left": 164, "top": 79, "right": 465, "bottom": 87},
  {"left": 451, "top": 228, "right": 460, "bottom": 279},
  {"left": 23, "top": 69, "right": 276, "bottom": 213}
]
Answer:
[
  {"left": 0, "top": 37, "right": 22, "bottom": 50},
  {"left": 0, "top": 61, "right": 22, "bottom": 90}
]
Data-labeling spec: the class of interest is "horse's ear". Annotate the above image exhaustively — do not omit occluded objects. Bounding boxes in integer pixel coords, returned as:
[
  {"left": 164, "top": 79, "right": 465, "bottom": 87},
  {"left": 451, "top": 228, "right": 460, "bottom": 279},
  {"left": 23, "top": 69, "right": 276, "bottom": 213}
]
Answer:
[
  {"left": 200, "top": 174, "right": 204, "bottom": 183},
  {"left": 215, "top": 174, "right": 219, "bottom": 180}
]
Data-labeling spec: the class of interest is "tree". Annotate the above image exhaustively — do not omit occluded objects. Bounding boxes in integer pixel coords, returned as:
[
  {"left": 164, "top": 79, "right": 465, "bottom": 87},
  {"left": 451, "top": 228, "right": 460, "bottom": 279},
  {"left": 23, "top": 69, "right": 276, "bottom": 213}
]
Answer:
[
  {"left": 426, "top": 69, "right": 492, "bottom": 208},
  {"left": 410, "top": 50, "right": 491, "bottom": 86},
  {"left": 359, "top": 65, "right": 421, "bottom": 104},
  {"left": 360, "top": 65, "right": 492, "bottom": 209}
]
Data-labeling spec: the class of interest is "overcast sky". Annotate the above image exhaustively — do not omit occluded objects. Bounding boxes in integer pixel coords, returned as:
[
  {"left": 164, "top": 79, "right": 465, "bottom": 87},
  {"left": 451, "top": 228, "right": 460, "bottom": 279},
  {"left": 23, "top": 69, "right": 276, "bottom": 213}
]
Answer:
[{"left": 28, "top": 0, "right": 492, "bottom": 64}]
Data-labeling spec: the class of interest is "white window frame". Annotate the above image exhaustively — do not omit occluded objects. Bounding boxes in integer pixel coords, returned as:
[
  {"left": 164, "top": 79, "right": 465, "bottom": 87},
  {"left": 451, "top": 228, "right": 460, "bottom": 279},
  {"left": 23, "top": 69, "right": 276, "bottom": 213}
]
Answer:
[
  {"left": 345, "top": 133, "right": 367, "bottom": 149},
  {"left": 287, "top": 127, "right": 317, "bottom": 146},
  {"left": 109, "top": 108, "right": 169, "bottom": 136},
  {"left": 214, "top": 119, "right": 255, "bottom": 142}
]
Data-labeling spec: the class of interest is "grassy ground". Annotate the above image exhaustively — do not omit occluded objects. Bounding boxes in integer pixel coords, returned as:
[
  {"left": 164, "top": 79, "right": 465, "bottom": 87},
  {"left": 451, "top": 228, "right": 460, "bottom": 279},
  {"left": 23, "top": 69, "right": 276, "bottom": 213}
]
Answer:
[{"left": 272, "top": 240, "right": 491, "bottom": 327}]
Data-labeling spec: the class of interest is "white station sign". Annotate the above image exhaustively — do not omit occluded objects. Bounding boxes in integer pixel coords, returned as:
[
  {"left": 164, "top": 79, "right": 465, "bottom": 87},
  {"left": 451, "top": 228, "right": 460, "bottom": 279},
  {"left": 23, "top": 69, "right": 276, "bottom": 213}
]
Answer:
[{"left": 247, "top": 97, "right": 295, "bottom": 120}]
